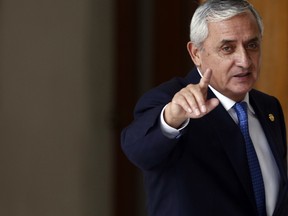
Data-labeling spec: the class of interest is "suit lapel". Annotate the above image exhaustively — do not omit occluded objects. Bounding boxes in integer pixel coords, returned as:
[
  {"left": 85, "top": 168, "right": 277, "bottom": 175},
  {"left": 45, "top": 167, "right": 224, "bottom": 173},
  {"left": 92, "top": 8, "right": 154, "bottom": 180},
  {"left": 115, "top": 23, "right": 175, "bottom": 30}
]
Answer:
[
  {"left": 207, "top": 96, "right": 256, "bottom": 208},
  {"left": 249, "top": 93, "right": 287, "bottom": 182},
  {"left": 249, "top": 92, "right": 288, "bottom": 215}
]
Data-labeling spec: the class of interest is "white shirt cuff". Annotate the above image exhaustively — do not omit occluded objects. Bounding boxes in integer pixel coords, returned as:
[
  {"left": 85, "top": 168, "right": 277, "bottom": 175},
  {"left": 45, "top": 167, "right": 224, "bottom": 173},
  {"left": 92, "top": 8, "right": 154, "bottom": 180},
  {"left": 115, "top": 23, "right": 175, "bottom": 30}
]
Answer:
[{"left": 160, "top": 105, "right": 190, "bottom": 139}]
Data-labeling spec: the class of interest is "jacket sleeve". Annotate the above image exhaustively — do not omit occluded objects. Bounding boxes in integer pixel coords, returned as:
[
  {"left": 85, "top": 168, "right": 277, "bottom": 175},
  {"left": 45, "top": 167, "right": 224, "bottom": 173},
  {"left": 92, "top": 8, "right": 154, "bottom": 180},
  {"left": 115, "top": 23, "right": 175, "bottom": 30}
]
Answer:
[{"left": 121, "top": 78, "right": 185, "bottom": 170}]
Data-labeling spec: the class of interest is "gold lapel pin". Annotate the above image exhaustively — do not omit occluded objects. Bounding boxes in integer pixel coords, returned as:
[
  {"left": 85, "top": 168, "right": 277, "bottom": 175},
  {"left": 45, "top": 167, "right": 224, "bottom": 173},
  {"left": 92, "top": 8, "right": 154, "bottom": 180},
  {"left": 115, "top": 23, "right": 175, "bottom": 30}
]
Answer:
[{"left": 268, "top": 114, "right": 275, "bottom": 122}]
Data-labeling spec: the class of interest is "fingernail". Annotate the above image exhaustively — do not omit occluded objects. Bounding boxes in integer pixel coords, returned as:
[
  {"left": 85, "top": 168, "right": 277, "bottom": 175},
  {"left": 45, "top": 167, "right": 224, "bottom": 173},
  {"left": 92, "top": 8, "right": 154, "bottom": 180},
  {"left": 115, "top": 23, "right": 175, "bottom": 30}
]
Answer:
[
  {"left": 187, "top": 108, "right": 192, "bottom": 113},
  {"left": 194, "top": 108, "right": 200, "bottom": 116}
]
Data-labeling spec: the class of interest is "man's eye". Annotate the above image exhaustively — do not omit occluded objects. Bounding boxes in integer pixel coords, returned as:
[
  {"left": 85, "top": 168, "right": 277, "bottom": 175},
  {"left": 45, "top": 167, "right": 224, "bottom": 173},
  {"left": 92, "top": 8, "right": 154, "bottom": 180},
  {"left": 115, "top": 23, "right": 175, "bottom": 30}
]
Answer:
[
  {"left": 247, "top": 42, "right": 259, "bottom": 50},
  {"left": 221, "top": 46, "right": 234, "bottom": 53}
]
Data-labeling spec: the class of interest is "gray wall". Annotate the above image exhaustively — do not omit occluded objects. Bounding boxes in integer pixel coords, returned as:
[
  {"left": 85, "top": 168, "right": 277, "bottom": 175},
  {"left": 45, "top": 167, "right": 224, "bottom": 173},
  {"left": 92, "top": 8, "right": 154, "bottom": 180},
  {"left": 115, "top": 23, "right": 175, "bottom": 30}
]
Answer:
[{"left": 0, "top": 0, "right": 114, "bottom": 215}]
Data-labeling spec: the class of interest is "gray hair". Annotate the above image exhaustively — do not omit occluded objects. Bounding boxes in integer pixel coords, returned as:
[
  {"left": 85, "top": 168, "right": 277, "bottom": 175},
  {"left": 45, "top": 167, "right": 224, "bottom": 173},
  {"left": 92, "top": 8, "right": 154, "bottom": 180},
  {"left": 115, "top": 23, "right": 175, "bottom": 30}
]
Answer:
[{"left": 190, "top": 0, "right": 263, "bottom": 48}]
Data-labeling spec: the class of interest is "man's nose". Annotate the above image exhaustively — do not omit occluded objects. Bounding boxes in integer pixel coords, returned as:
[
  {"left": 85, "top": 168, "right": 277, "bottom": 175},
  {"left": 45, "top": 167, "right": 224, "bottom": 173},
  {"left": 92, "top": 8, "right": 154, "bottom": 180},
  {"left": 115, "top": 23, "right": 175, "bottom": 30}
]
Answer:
[{"left": 235, "top": 47, "right": 252, "bottom": 69}]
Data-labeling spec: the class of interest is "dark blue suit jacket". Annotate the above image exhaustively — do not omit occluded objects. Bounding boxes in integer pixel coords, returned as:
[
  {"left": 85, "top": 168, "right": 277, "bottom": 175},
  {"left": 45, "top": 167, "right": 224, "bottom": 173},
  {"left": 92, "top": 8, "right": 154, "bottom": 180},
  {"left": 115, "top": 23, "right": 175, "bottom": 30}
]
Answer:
[{"left": 121, "top": 68, "right": 288, "bottom": 216}]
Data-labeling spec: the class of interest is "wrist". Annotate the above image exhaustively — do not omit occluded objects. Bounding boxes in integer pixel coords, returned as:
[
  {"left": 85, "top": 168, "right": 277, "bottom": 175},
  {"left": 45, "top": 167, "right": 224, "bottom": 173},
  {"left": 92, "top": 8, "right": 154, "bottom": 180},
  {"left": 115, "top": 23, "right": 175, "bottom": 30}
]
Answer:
[{"left": 164, "top": 104, "right": 188, "bottom": 129}]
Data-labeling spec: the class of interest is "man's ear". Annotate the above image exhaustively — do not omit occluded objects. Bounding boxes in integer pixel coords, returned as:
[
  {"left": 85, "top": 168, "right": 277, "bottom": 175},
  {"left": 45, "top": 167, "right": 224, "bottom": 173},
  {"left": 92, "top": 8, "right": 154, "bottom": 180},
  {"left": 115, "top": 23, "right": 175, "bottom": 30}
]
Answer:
[{"left": 187, "top": 42, "right": 201, "bottom": 67}]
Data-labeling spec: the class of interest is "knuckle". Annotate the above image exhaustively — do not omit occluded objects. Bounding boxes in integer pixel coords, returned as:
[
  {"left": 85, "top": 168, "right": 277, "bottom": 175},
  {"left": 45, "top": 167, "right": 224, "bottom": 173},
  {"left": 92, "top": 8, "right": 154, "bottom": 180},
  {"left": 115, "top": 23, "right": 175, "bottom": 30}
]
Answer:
[{"left": 186, "top": 84, "right": 196, "bottom": 90}]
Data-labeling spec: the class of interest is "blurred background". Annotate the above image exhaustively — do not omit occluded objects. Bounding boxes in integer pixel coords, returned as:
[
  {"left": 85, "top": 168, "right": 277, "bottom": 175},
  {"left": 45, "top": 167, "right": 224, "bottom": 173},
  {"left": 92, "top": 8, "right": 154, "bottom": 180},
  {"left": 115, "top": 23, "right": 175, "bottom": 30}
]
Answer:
[{"left": 0, "top": 0, "right": 286, "bottom": 216}]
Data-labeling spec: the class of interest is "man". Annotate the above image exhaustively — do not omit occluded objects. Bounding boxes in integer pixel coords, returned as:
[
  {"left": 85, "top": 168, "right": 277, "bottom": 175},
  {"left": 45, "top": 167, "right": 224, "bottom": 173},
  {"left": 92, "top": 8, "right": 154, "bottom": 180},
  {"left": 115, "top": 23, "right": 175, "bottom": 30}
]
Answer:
[{"left": 121, "top": 0, "right": 288, "bottom": 215}]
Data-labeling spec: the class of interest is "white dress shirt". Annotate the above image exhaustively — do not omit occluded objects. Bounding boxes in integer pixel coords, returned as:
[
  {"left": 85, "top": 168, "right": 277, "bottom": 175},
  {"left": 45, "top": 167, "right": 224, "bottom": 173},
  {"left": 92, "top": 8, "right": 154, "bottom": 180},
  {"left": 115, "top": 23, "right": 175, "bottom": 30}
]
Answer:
[{"left": 160, "top": 80, "right": 280, "bottom": 216}]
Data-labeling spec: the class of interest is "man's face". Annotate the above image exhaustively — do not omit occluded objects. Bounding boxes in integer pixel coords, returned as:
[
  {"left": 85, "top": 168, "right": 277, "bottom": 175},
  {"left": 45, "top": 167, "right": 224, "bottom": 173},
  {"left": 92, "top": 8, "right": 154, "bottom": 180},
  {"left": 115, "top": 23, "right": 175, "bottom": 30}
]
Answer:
[{"left": 191, "top": 11, "right": 262, "bottom": 101}]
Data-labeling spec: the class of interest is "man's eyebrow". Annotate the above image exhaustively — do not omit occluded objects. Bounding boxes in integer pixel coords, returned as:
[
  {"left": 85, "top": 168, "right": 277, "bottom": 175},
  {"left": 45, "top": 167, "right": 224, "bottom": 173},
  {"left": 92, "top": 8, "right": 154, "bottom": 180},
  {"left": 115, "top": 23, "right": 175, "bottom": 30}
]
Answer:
[
  {"left": 220, "top": 39, "right": 236, "bottom": 45},
  {"left": 219, "top": 37, "right": 260, "bottom": 45},
  {"left": 247, "top": 37, "right": 261, "bottom": 43}
]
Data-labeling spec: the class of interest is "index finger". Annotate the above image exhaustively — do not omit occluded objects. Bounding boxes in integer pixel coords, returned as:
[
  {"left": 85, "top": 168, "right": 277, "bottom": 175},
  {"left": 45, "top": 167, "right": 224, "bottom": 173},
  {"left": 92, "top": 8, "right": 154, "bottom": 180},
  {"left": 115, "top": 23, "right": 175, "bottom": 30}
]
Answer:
[{"left": 199, "top": 68, "right": 212, "bottom": 89}]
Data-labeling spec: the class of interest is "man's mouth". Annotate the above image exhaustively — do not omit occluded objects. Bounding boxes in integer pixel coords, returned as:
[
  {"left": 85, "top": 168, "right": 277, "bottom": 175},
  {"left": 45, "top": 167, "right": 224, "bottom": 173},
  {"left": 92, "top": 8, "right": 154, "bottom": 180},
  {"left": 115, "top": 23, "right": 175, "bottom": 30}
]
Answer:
[{"left": 234, "top": 72, "right": 251, "bottom": 77}]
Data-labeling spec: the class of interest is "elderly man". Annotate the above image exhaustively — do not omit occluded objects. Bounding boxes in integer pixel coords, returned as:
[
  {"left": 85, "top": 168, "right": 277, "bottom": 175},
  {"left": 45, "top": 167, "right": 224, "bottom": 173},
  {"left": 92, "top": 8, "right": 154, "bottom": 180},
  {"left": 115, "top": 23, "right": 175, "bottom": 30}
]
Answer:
[{"left": 121, "top": 0, "right": 288, "bottom": 215}]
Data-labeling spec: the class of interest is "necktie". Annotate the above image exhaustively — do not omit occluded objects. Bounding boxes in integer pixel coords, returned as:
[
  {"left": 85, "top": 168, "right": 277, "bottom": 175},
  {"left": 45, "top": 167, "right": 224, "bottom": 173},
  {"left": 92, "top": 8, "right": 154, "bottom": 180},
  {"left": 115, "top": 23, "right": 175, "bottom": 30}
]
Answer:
[{"left": 234, "top": 102, "right": 266, "bottom": 216}]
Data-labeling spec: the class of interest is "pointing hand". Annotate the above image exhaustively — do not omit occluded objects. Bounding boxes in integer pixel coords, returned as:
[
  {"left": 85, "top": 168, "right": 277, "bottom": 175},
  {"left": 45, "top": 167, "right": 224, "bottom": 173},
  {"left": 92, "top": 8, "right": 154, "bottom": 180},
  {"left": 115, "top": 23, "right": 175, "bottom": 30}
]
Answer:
[{"left": 164, "top": 69, "right": 219, "bottom": 128}]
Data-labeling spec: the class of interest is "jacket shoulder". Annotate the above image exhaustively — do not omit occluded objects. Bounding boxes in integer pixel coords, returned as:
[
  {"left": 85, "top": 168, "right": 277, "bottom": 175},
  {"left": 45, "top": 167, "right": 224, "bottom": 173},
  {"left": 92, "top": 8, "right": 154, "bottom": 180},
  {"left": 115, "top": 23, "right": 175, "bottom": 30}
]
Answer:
[{"left": 133, "top": 75, "right": 190, "bottom": 117}]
